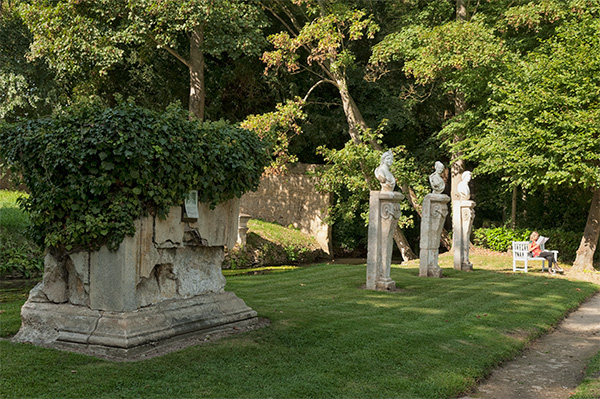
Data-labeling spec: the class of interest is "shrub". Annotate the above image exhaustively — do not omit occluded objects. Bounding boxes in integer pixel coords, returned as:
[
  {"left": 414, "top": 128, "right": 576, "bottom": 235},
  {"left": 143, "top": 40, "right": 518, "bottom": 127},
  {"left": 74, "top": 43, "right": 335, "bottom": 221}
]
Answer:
[
  {"left": 473, "top": 226, "right": 588, "bottom": 262},
  {"left": 537, "top": 228, "right": 584, "bottom": 262},
  {"left": 0, "top": 191, "right": 43, "bottom": 278},
  {"left": 473, "top": 227, "right": 531, "bottom": 253},
  {"left": 0, "top": 103, "right": 269, "bottom": 253}
]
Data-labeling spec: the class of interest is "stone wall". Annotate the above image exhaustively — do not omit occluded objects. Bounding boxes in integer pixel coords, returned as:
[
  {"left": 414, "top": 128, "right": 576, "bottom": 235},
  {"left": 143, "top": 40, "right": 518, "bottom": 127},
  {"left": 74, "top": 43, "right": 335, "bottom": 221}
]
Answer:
[{"left": 240, "top": 163, "right": 332, "bottom": 255}]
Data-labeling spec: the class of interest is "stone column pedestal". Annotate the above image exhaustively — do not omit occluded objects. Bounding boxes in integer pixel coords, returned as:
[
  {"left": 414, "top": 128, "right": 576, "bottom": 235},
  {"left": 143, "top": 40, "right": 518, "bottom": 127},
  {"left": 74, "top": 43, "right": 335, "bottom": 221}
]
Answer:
[
  {"left": 419, "top": 193, "right": 450, "bottom": 278},
  {"left": 366, "top": 191, "right": 404, "bottom": 291},
  {"left": 453, "top": 200, "right": 476, "bottom": 271}
]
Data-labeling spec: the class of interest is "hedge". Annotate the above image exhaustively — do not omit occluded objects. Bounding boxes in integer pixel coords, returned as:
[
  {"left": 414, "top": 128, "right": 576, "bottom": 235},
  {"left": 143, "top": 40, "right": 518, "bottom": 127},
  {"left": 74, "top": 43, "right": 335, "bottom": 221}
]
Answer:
[{"left": 473, "top": 227, "right": 586, "bottom": 262}]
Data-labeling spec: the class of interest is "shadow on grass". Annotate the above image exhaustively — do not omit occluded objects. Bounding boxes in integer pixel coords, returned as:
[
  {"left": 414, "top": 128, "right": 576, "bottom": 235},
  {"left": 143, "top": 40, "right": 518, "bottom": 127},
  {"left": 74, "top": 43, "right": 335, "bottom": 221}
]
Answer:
[{"left": 0, "top": 263, "right": 597, "bottom": 399}]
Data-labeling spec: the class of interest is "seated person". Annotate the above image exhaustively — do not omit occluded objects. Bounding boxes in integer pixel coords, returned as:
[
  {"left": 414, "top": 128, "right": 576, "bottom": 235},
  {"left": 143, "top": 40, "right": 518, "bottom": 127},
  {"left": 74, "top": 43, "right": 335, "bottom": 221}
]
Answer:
[{"left": 529, "top": 231, "right": 563, "bottom": 273}]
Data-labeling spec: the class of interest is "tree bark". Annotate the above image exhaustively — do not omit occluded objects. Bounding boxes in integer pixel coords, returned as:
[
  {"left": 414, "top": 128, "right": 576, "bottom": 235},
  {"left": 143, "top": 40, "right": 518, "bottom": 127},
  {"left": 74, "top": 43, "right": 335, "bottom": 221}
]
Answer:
[
  {"left": 572, "top": 188, "right": 600, "bottom": 272},
  {"left": 332, "top": 71, "right": 370, "bottom": 146},
  {"left": 394, "top": 228, "right": 417, "bottom": 261},
  {"left": 456, "top": 0, "right": 468, "bottom": 21},
  {"left": 511, "top": 186, "right": 517, "bottom": 229},
  {"left": 450, "top": 92, "right": 466, "bottom": 202},
  {"left": 189, "top": 26, "right": 205, "bottom": 120}
]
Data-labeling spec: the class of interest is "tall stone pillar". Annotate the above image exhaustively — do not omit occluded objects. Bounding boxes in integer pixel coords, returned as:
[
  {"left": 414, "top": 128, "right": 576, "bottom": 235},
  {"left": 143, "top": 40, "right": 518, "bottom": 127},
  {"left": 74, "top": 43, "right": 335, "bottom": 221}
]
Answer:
[
  {"left": 419, "top": 194, "right": 450, "bottom": 277},
  {"left": 453, "top": 171, "right": 475, "bottom": 271},
  {"left": 366, "top": 150, "right": 404, "bottom": 291},
  {"left": 367, "top": 191, "right": 404, "bottom": 290},
  {"left": 420, "top": 162, "right": 450, "bottom": 278}
]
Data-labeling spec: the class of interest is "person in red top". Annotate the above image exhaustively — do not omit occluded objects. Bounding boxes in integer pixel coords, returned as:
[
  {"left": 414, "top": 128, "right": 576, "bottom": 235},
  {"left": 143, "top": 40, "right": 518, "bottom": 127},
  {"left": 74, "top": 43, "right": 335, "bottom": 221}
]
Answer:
[{"left": 529, "top": 231, "right": 563, "bottom": 273}]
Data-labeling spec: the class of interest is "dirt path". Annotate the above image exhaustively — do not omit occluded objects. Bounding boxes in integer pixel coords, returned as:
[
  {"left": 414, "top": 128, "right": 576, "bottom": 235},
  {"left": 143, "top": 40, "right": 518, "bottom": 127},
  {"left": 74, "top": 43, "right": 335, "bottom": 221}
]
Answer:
[{"left": 460, "top": 292, "right": 600, "bottom": 399}]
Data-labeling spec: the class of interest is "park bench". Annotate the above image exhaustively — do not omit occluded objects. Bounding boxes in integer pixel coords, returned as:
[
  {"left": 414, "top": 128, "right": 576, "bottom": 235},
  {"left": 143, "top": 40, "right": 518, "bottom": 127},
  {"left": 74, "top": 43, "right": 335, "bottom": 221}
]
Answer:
[{"left": 512, "top": 241, "right": 559, "bottom": 273}]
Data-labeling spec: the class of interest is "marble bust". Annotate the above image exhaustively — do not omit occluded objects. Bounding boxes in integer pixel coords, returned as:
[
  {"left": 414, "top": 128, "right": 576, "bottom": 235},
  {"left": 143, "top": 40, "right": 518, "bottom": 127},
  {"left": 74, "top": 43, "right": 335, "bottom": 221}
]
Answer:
[
  {"left": 374, "top": 150, "right": 396, "bottom": 192},
  {"left": 429, "top": 161, "right": 445, "bottom": 194},
  {"left": 457, "top": 171, "right": 472, "bottom": 200}
]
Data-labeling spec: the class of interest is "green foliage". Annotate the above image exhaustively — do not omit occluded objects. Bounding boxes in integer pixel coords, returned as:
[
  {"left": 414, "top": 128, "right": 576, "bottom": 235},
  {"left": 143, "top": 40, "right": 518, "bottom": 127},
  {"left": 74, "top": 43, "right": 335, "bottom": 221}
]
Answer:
[
  {"left": 538, "top": 229, "right": 587, "bottom": 262},
  {"left": 473, "top": 227, "right": 531, "bottom": 252},
  {"left": 463, "top": 14, "right": 600, "bottom": 192},
  {"left": 0, "top": 3, "right": 60, "bottom": 121},
  {"left": 240, "top": 97, "right": 306, "bottom": 173},
  {"left": 316, "top": 126, "right": 427, "bottom": 251},
  {"left": 21, "top": 0, "right": 267, "bottom": 76},
  {"left": 0, "top": 191, "right": 44, "bottom": 279},
  {"left": 19, "top": 0, "right": 268, "bottom": 119},
  {"left": 369, "top": 20, "right": 506, "bottom": 88},
  {"left": 0, "top": 104, "right": 268, "bottom": 253},
  {"left": 262, "top": 7, "right": 378, "bottom": 75},
  {"left": 473, "top": 227, "right": 587, "bottom": 262}
]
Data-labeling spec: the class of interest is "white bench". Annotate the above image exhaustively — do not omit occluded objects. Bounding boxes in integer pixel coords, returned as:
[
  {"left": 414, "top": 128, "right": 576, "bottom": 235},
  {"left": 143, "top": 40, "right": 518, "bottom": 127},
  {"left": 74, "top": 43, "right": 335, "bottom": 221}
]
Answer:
[{"left": 512, "top": 241, "right": 558, "bottom": 273}]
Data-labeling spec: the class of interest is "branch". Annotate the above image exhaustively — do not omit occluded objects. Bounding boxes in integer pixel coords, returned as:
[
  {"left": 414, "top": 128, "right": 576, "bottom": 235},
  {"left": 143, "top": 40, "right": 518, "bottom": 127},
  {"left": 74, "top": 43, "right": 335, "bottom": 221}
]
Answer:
[
  {"left": 263, "top": 4, "right": 299, "bottom": 38},
  {"left": 274, "top": 0, "right": 305, "bottom": 32},
  {"left": 297, "top": 64, "right": 331, "bottom": 82},
  {"left": 302, "top": 79, "right": 337, "bottom": 102},
  {"left": 147, "top": 33, "right": 190, "bottom": 69}
]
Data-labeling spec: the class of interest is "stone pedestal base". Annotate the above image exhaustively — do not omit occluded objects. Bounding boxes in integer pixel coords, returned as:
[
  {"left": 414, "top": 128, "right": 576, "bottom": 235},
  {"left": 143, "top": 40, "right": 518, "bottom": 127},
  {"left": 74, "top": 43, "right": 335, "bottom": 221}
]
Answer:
[
  {"left": 366, "top": 190, "right": 404, "bottom": 291},
  {"left": 453, "top": 200, "right": 476, "bottom": 271},
  {"left": 14, "top": 291, "right": 258, "bottom": 360},
  {"left": 376, "top": 278, "right": 396, "bottom": 291},
  {"left": 419, "top": 194, "right": 450, "bottom": 278}
]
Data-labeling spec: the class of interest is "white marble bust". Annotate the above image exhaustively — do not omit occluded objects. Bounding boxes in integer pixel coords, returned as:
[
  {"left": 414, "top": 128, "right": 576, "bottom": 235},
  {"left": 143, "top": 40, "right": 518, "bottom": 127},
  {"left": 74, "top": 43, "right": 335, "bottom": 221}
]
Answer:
[
  {"left": 457, "top": 171, "right": 472, "bottom": 200},
  {"left": 429, "top": 161, "right": 445, "bottom": 194},
  {"left": 374, "top": 150, "right": 396, "bottom": 192}
]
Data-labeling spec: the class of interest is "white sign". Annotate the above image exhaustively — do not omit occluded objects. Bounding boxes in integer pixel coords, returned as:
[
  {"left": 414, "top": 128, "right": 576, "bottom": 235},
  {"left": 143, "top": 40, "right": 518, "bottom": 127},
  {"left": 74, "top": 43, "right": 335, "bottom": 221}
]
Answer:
[{"left": 183, "top": 190, "right": 199, "bottom": 220}]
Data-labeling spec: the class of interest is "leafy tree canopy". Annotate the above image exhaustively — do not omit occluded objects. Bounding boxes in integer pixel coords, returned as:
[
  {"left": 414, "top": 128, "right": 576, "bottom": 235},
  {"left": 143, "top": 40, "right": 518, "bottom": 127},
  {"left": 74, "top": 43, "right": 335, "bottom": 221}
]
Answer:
[{"left": 463, "top": 14, "right": 600, "bottom": 191}]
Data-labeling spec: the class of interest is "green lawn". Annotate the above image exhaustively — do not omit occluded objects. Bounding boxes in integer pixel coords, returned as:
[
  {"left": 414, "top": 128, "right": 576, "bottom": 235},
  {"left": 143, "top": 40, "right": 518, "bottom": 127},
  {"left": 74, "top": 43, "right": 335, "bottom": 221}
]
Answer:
[
  {"left": 1, "top": 259, "right": 597, "bottom": 398},
  {"left": 571, "top": 351, "right": 600, "bottom": 399}
]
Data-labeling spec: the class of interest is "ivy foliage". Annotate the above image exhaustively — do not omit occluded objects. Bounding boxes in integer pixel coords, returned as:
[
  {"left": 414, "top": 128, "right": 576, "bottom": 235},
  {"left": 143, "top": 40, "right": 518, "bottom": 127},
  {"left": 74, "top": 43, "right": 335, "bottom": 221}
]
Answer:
[{"left": 0, "top": 103, "right": 268, "bottom": 252}]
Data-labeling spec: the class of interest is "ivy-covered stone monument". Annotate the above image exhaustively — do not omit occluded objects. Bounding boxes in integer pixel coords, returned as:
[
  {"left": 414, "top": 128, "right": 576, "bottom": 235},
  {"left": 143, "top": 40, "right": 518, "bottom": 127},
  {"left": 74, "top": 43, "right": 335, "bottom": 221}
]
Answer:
[{"left": 0, "top": 104, "right": 269, "bottom": 359}]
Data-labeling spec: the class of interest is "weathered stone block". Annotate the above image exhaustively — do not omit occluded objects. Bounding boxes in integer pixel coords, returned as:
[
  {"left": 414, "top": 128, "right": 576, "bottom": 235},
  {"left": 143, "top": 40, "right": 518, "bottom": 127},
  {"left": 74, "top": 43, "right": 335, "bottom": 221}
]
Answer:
[
  {"left": 366, "top": 190, "right": 404, "bottom": 290},
  {"left": 14, "top": 198, "right": 256, "bottom": 360},
  {"left": 419, "top": 193, "right": 450, "bottom": 278}
]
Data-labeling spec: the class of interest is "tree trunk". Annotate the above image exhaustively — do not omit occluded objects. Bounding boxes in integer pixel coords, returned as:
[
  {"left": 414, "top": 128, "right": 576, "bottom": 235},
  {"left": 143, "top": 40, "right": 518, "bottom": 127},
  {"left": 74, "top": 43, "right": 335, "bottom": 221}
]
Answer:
[
  {"left": 511, "top": 186, "right": 517, "bottom": 229},
  {"left": 394, "top": 228, "right": 418, "bottom": 261},
  {"left": 331, "top": 72, "right": 418, "bottom": 261},
  {"left": 572, "top": 188, "right": 600, "bottom": 272},
  {"left": 450, "top": 92, "right": 466, "bottom": 202},
  {"left": 189, "top": 25, "right": 205, "bottom": 121},
  {"left": 456, "top": 0, "right": 467, "bottom": 21},
  {"left": 451, "top": 0, "right": 469, "bottom": 250},
  {"left": 332, "top": 72, "right": 370, "bottom": 147}
]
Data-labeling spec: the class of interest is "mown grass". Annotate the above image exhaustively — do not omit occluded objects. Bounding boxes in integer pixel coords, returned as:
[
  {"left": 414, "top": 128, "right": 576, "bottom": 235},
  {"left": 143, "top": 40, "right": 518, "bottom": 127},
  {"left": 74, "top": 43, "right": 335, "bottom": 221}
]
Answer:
[
  {"left": 571, "top": 351, "right": 600, "bottom": 399},
  {"left": 1, "top": 259, "right": 597, "bottom": 399}
]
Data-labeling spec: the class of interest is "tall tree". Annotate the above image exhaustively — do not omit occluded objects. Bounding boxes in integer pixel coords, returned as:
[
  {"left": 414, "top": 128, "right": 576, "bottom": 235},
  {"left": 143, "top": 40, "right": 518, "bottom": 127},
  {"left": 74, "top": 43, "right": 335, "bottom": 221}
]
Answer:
[
  {"left": 20, "top": 0, "right": 267, "bottom": 120},
  {"left": 0, "top": 1, "right": 61, "bottom": 121},
  {"left": 463, "top": 13, "right": 600, "bottom": 270},
  {"left": 261, "top": 0, "right": 418, "bottom": 260}
]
